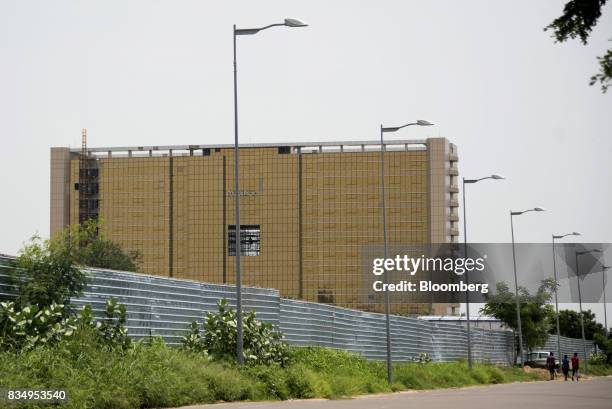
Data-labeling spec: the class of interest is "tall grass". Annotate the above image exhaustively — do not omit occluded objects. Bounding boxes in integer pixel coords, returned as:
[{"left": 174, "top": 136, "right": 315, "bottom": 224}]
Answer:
[
  {"left": 587, "top": 364, "right": 612, "bottom": 376},
  {"left": 0, "top": 333, "right": 544, "bottom": 409}
]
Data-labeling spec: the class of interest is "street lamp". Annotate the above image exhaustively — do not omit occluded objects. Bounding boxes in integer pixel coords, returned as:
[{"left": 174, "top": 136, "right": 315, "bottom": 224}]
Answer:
[
  {"left": 601, "top": 265, "right": 611, "bottom": 337},
  {"left": 233, "top": 18, "right": 307, "bottom": 364},
  {"left": 380, "top": 119, "right": 433, "bottom": 383},
  {"left": 462, "top": 174, "right": 505, "bottom": 369},
  {"left": 575, "top": 248, "right": 602, "bottom": 374},
  {"left": 510, "top": 207, "right": 545, "bottom": 366},
  {"left": 551, "top": 232, "right": 581, "bottom": 360}
]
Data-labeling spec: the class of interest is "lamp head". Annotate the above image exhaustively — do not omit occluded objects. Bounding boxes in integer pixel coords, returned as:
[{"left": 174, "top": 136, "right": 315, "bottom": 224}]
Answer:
[
  {"left": 284, "top": 18, "right": 308, "bottom": 27},
  {"left": 491, "top": 174, "right": 505, "bottom": 180},
  {"left": 572, "top": 232, "right": 582, "bottom": 236},
  {"left": 416, "top": 119, "right": 434, "bottom": 126},
  {"left": 534, "top": 207, "right": 545, "bottom": 212}
]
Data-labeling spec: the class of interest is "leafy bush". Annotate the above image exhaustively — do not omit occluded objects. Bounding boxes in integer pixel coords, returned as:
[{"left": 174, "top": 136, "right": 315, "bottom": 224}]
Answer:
[
  {"left": 0, "top": 301, "right": 77, "bottom": 351},
  {"left": 589, "top": 351, "right": 608, "bottom": 366},
  {"left": 181, "top": 321, "right": 208, "bottom": 354},
  {"left": 182, "top": 299, "right": 289, "bottom": 366},
  {"left": 0, "top": 298, "right": 130, "bottom": 352},
  {"left": 80, "top": 299, "right": 131, "bottom": 350},
  {"left": 412, "top": 352, "right": 432, "bottom": 364}
]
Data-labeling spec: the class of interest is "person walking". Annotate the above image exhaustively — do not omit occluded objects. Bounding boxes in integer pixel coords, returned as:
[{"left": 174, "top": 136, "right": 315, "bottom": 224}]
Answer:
[
  {"left": 561, "top": 354, "right": 570, "bottom": 381},
  {"left": 571, "top": 352, "right": 580, "bottom": 381},
  {"left": 546, "top": 352, "right": 557, "bottom": 380}
]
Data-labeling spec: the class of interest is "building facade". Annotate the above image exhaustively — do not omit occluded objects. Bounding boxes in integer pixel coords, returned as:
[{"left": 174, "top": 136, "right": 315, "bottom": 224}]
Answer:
[{"left": 51, "top": 137, "right": 460, "bottom": 315}]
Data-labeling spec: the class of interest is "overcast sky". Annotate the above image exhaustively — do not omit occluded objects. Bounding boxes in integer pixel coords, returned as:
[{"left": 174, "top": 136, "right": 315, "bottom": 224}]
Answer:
[{"left": 1, "top": 1, "right": 611, "bottom": 318}]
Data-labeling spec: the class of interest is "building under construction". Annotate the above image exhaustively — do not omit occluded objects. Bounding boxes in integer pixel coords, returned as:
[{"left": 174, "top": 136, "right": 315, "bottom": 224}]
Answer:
[{"left": 51, "top": 134, "right": 460, "bottom": 315}]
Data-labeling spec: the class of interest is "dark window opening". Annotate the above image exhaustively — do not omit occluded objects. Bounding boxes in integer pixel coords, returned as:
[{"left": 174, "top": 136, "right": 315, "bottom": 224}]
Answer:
[
  {"left": 79, "top": 199, "right": 99, "bottom": 210},
  {"left": 228, "top": 225, "right": 260, "bottom": 256},
  {"left": 317, "top": 289, "right": 335, "bottom": 304},
  {"left": 215, "top": 148, "right": 221, "bottom": 152},
  {"left": 79, "top": 168, "right": 99, "bottom": 178},
  {"left": 202, "top": 148, "right": 211, "bottom": 156},
  {"left": 278, "top": 146, "right": 291, "bottom": 154},
  {"left": 74, "top": 183, "right": 79, "bottom": 191}
]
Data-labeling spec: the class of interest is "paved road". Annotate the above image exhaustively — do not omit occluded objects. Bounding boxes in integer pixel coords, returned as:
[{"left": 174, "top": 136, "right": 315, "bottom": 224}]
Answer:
[{"left": 173, "top": 377, "right": 612, "bottom": 409}]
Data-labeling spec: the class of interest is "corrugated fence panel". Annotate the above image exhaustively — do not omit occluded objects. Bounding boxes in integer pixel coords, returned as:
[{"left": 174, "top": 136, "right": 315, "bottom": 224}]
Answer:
[
  {"left": 0, "top": 256, "right": 588, "bottom": 365},
  {"left": 543, "top": 334, "right": 596, "bottom": 361},
  {"left": 0, "top": 256, "right": 279, "bottom": 345}
]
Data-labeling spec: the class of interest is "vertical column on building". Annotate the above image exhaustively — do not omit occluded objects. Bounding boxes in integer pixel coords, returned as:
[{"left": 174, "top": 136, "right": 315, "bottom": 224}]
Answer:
[
  {"left": 297, "top": 147, "right": 303, "bottom": 299},
  {"left": 50, "top": 147, "right": 74, "bottom": 237},
  {"left": 168, "top": 155, "right": 174, "bottom": 278},
  {"left": 222, "top": 155, "right": 228, "bottom": 284},
  {"left": 427, "top": 138, "right": 460, "bottom": 315},
  {"left": 427, "top": 138, "right": 459, "bottom": 243}
]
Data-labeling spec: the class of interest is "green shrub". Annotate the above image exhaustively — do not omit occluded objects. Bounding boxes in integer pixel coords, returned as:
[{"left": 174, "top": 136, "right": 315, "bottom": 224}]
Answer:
[
  {"left": 182, "top": 299, "right": 289, "bottom": 366},
  {"left": 594, "top": 334, "right": 612, "bottom": 365},
  {"left": 243, "top": 365, "right": 289, "bottom": 400},
  {"left": 88, "top": 299, "right": 131, "bottom": 350},
  {"left": 589, "top": 351, "right": 608, "bottom": 366},
  {"left": 0, "top": 298, "right": 130, "bottom": 353},
  {"left": 0, "top": 302, "right": 77, "bottom": 351}
]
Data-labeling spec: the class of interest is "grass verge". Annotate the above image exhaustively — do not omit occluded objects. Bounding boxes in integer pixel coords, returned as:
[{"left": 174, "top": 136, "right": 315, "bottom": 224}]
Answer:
[
  {"left": 0, "top": 332, "right": 545, "bottom": 409},
  {"left": 587, "top": 364, "right": 612, "bottom": 376}
]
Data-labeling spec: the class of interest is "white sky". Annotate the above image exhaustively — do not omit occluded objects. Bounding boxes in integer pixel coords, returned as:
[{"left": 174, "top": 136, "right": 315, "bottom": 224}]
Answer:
[{"left": 1, "top": 1, "right": 611, "bottom": 321}]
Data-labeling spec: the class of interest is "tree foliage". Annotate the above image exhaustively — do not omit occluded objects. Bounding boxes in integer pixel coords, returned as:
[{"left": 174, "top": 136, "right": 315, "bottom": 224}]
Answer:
[
  {"left": 64, "top": 219, "right": 141, "bottom": 272},
  {"left": 593, "top": 333, "right": 612, "bottom": 364},
  {"left": 9, "top": 219, "right": 140, "bottom": 309},
  {"left": 545, "top": 0, "right": 611, "bottom": 92},
  {"left": 481, "top": 279, "right": 556, "bottom": 351},
  {"left": 12, "top": 234, "right": 87, "bottom": 309},
  {"left": 554, "top": 309, "right": 605, "bottom": 339}
]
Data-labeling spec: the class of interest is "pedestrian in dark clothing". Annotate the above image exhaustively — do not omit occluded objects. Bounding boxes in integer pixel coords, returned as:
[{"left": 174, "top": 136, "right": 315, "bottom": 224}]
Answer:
[
  {"left": 546, "top": 352, "right": 556, "bottom": 380},
  {"left": 571, "top": 353, "right": 580, "bottom": 381},
  {"left": 561, "top": 355, "right": 570, "bottom": 381}
]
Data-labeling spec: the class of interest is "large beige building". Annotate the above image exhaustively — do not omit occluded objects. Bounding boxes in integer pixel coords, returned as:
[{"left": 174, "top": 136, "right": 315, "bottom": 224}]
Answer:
[{"left": 51, "top": 137, "right": 460, "bottom": 315}]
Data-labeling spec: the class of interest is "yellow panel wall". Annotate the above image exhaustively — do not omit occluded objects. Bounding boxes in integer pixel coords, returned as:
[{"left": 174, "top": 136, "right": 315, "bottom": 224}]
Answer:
[{"left": 68, "top": 146, "right": 433, "bottom": 314}]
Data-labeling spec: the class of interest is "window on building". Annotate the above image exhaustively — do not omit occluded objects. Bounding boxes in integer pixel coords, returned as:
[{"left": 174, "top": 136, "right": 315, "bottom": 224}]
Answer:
[{"left": 228, "top": 225, "right": 260, "bottom": 256}]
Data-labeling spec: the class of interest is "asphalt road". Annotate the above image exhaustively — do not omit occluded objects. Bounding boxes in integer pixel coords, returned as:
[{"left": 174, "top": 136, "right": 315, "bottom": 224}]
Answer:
[{"left": 173, "top": 377, "right": 612, "bottom": 409}]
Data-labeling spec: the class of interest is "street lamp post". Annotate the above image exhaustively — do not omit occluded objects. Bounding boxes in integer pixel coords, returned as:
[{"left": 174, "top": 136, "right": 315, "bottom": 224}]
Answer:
[
  {"left": 510, "top": 207, "right": 545, "bottom": 366},
  {"left": 233, "top": 18, "right": 307, "bottom": 364},
  {"left": 575, "top": 248, "right": 602, "bottom": 374},
  {"left": 380, "top": 119, "right": 433, "bottom": 383},
  {"left": 551, "top": 232, "right": 581, "bottom": 360},
  {"left": 462, "top": 174, "right": 505, "bottom": 369},
  {"left": 602, "top": 266, "right": 611, "bottom": 337}
]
